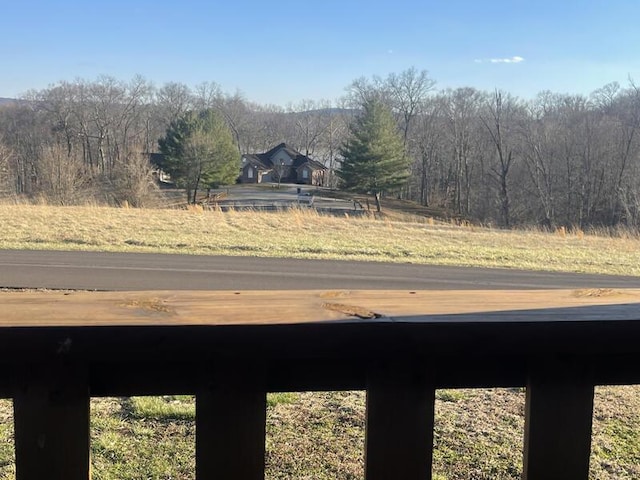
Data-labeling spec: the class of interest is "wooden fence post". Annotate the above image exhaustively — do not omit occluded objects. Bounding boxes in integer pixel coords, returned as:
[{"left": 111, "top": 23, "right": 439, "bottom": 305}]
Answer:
[
  {"left": 523, "top": 359, "right": 594, "bottom": 480},
  {"left": 13, "top": 363, "right": 90, "bottom": 480},
  {"left": 196, "top": 363, "right": 267, "bottom": 480},
  {"left": 365, "top": 366, "right": 435, "bottom": 480}
]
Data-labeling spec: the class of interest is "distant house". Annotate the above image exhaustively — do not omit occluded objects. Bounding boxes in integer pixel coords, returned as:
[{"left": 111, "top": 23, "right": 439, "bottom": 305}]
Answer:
[{"left": 240, "top": 143, "right": 326, "bottom": 186}]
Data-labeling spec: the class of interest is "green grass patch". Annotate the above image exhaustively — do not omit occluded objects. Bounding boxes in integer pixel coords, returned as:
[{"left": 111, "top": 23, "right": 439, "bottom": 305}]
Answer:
[
  {"left": 91, "top": 398, "right": 195, "bottom": 480},
  {"left": 600, "top": 419, "right": 640, "bottom": 460},
  {"left": 128, "top": 395, "right": 195, "bottom": 421},
  {"left": 436, "top": 389, "right": 467, "bottom": 403},
  {"left": 0, "top": 400, "right": 15, "bottom": 480},
  {"left": 590, "top": 386, "right": 640, "bottom": 478},
  {"left": 267, "top": 392, "right": 300, "bottom": 408}
]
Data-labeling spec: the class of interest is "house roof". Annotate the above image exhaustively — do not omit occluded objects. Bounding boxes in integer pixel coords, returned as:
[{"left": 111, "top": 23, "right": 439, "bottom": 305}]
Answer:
[
  {"left": 296, "top": 158, "right": 327, "bottom": 171},
  {"left": 249, "top": 143, "right": 327, "bottom": 171},
  {"left": 242, "top": 154, "right": 271, "bottom": 171},
  {"left": 263, "top": 142, "right": 301, "bottom": 160}
]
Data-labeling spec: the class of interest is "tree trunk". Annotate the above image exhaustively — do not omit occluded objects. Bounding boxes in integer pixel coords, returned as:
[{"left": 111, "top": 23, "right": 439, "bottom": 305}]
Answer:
[
  {"left": 192, "top": 180, "right": 200, "bottom": 205},
  {"left": 500, "top": 173, "right": 510, "bottom": 228},
  {"left": 374, "top": 192, "right": 382, "bottom": 212}
]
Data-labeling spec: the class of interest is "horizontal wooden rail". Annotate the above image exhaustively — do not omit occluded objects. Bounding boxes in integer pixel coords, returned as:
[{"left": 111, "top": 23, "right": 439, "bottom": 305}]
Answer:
[
  {"left": 1, "top": 288, "right": 640, "bottom": 480},
  {"left": 3, "top": 288, "right": 640, "bottom": 327}
]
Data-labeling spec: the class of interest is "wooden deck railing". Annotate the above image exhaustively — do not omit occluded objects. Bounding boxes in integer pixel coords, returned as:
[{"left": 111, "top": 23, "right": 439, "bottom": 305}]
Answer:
[{"left": 2, "top": 289, "right": 640, "bottom": 480}]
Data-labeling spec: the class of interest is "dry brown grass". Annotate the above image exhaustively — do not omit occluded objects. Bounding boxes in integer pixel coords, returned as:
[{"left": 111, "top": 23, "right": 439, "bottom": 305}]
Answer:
[{"left": 0, "top": 204, "right": 638, "bottom": 276}]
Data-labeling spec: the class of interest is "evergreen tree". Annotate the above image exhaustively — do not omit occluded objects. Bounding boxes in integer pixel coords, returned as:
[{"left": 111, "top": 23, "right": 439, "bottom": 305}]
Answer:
[
  {"left": 158, "top": 110, "right": 239, "bottom": 204},
  {"left": 338, "top": 98, "right": 409, "bottom": 211}
]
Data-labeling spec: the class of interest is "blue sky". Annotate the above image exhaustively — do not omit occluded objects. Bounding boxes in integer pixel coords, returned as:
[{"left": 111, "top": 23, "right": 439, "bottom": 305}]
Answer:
[{"left": 2, "top": 0, "right": 639, "bottom": 105}]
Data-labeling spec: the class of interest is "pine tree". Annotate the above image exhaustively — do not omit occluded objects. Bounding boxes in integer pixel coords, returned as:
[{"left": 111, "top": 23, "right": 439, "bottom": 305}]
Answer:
[
  {"left": 338, "top": 98, "right": 409, "bottom": 212},
  {"left": 158, "top": 110, "right": 239, "bottom": 204}
]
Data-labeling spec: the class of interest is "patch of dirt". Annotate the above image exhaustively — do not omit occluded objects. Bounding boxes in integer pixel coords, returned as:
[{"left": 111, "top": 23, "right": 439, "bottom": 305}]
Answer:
[
  {"left": 120, "top": 297, "right": 175, "bottom": 314},
  {"left": 322, "top": 302, "right": 382, "bottom": 319}
]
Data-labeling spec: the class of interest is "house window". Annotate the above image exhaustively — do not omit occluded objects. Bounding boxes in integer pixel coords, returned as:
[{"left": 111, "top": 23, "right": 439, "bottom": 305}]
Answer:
[
  {"left": 248, "top": 168, "right": 254, "bottom": 179},
  {"left": 302, "top": 168, "right": 309, "bottom": 180}
]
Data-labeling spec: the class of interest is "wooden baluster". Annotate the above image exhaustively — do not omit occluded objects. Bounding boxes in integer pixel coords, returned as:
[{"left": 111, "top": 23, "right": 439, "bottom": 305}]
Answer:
[
  {"left": 523, "top": 360, "right": 595, "bottom": 480},
  {"left": 13, "top": 363, "right": 90, "bottom": 480},
  {"left": 196, "top": 363, "right": 266, "bottom": 480},
  {"left": 365, "top": 366, "right": 435, "bottom": 480}
]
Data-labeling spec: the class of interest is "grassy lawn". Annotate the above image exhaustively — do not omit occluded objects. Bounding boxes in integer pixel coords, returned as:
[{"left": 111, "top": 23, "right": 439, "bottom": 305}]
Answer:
[
  {"left": 0, "top": 203, "right": 639, "bottom": 479},
  {"left": 2, "top": 388, "right": 639, "bottom": 479}
]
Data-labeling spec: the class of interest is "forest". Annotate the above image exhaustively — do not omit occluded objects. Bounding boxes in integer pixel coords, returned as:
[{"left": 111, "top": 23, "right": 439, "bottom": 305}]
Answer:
[{"left": 0, "top": 69, "right": 639, "bottom": 229}]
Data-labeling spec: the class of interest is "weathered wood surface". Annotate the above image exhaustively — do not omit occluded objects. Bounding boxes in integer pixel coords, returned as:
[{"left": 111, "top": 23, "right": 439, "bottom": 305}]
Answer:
[{"left": 1, "top": 288, "right": 639, "bottom": 327}]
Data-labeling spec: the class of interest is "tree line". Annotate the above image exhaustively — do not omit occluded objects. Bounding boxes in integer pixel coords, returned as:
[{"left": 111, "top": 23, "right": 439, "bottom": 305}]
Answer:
[
  {"left": 0, "top": 71, "right": 639, "bottom": 229},
  {"left": 346, "top": 71, "right": 640, "bottom": 229}
]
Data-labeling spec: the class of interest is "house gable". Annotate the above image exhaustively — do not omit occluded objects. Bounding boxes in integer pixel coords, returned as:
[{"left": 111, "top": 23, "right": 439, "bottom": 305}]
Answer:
[{"left": 265, "top": 143, "right": 296, "bottom": 167}]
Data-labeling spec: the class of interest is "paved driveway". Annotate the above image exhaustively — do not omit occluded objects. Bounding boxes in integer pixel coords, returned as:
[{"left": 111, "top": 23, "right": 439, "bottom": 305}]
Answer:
[{"left": 214, "top": 184, "right": 359, "bottom": 212}]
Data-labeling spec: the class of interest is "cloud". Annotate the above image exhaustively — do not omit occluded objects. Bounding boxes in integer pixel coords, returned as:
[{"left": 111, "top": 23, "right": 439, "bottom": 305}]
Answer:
[
  {"left": 475, "top": 56, "right": 525, "bottom": 64},
  {"left": 491, "top": 56, "right": 525, "bottom": 64}
]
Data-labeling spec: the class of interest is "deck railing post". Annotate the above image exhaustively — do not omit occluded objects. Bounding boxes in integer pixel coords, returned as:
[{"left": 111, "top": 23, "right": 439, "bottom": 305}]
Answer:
[
  {"left": 13, "top": 362, "right": 90, "bottom": 480},
  {"left": 523, "top": 358, "right": 594, "bottom": 480},
  {"left": 365, "top": 365, "right": 435, "bottom": 480},
  {"left": 196, "top": 362, "right": 267, "bottom": 480}
]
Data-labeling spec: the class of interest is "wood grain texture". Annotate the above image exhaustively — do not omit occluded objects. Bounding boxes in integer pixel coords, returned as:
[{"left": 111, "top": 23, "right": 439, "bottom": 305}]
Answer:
[{"left": 1, "top": 289, "right": 639, "bottom": 327}]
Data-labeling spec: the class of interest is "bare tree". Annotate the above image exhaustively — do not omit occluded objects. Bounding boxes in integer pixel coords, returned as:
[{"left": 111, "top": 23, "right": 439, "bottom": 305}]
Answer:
[
  {"left": 36, "top": 143, "right": 91, "bottom": 205},
  {"left": 111, "top": 144, "right": 158, "bottom": 207},
  {"left": 520, "top": 104, "right": 559, "bottom": 227},
  {"left": 481, "top": 91, "right": 522, "bottom": 227},
  {"left": 253, "top": 104, "right": 290, "bottom": 151},
  {"left": 609, "top": 81, "right": 640, "bottom": 225},
  {"left": 590, "top": 82, "right": 620, "bottom": 113},
  {"left": 156, "top": 82, "right": 193, "bottom": 125},
  {"left": 290, "top": 99, "right": 322, "bottom": 157},
  {"left": 386, "top": 67, "right": 436, "bottom": 148},
  {"left": 0, "top": 138, "right": 14, "bottom": 197},
  {"left": 318, "top": 98, "right": 351, "bottom": 188},
  {"left": 272, "top": 160, "right": 287, "bottom": 189},
  {"left": 414, "top": 97, "right": 444, "bottom": 206},
  {"left": 193, "top": 81, "right": 222, "bottom": 111},
  {"left": 346, "top": 75, "right": 389, "bottom": 107},
  {"left": 0, "top": 102, "right": 44, "bottom": 195},
  {"left": 215, "top": 92, "right": 256, "bottom": 154},
  {"left": 442, "top": 88, "right": 485, "bottom": 215}
]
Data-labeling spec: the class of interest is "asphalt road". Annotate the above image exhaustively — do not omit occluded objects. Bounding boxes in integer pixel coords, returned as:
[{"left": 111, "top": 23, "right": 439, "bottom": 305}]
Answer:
[{"left": 1, "top": 250, "right": 639, "bottom": 291}]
